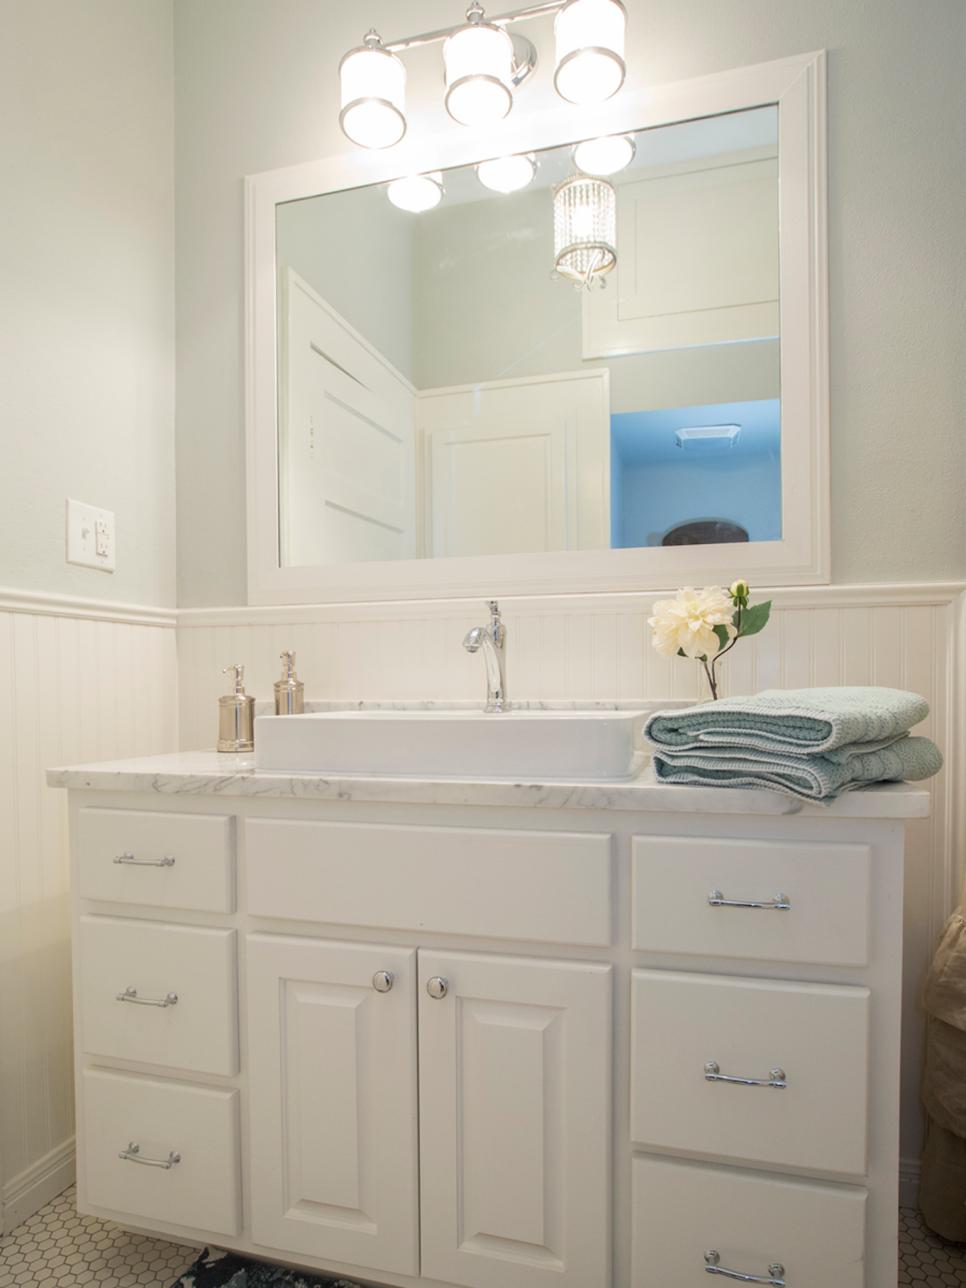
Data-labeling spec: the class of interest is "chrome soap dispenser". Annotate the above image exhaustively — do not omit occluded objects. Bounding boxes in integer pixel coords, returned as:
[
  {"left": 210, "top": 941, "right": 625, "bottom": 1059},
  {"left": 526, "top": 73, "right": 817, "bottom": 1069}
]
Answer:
[
  {"left": 274, "top": 650, "right": 304, "bottom": 715},
  {"left": 218, "top": 664, "right": 255, "bottom": 753}
]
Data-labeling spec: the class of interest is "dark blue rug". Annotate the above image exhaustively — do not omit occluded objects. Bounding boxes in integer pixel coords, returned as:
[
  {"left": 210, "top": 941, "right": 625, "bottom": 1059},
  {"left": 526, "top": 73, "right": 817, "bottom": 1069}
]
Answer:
[{"left": 172, "top": 1247, "right": 365, "bottom": 1288}]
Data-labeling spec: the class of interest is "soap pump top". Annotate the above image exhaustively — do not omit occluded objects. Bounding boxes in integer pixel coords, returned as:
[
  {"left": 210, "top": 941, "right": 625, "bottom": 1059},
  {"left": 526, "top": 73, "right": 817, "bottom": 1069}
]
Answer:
[
  {"left": 274, "top": 650, "right": 304, "bottom": 715},
  {"left": 217, "top": 663, "right": 255, "bottom": 753}
]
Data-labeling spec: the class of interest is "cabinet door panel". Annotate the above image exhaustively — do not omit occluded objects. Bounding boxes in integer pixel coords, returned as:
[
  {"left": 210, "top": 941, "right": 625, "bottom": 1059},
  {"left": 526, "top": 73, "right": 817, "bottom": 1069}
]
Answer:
[
  {"left": 418, "top": 950, "right": 612, "bottom": 1288},
  {"left": 247, "top": 935, "right": 418, "bottom": 1276}
]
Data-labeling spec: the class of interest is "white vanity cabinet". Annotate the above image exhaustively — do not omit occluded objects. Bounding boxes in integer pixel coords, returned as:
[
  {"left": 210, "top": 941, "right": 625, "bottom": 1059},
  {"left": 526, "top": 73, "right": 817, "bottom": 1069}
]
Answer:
[{"left": 54, "top": 758, "right": 925, "bottom": 1288}]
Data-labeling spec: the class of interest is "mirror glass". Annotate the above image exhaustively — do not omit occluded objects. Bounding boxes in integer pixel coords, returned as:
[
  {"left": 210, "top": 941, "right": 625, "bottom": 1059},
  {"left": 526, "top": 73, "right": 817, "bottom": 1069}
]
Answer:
[{"left": 275, "top": 105, "right": 780, "bottom": 568}]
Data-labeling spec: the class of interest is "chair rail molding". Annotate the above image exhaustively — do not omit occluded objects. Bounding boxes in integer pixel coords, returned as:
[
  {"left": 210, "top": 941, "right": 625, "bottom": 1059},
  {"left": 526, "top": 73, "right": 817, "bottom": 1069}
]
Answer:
[{"left": 0, "top": 587, "right": 177, "bottom": 629}]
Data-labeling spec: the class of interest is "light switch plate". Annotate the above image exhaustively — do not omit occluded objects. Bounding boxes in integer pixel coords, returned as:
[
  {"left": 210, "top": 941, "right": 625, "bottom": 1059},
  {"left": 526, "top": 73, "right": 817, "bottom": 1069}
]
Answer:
[{"left": 66, "top": 499, "right": 115, "bottom": 573}]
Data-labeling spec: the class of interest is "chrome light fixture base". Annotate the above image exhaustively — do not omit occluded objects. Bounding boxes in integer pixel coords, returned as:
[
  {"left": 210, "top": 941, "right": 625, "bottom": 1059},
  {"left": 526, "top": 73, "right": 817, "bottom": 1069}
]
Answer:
[
  {"left": 553, "top": 46, "right": 626, "bottom": 102},
  {"left": 509, "top": 32, "right": 538, "bottom": 87},
  {"left": 338, "top": 97, "right": 408, "bottom": 149},
  {"left": 444, "top": 72, "right": 513, "bottom": 125}
]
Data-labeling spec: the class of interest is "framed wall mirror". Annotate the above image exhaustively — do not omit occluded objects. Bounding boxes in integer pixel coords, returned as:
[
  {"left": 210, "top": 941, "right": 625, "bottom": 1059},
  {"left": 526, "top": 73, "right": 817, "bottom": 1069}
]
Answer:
[{"left": 246, "top": 51, "right": 827, "bottom": 604}]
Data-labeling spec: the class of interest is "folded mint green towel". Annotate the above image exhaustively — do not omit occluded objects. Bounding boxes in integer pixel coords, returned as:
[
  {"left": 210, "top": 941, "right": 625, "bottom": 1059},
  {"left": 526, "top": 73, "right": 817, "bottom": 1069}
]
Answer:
[
  {"left": 645, "top": 687, "right": 929, "bottom": 755},
  {"left": 652, "top": 734, "right": 943, "bottom": 802}
]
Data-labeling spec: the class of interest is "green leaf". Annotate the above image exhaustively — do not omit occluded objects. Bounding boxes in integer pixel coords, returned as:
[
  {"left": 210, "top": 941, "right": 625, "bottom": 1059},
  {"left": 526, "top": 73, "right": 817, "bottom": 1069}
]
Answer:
[
  {"left": 737, "top": 600, "right": 772, "bottom": 638},
  {"left": 712, "top": 623, "right": 732, "bottom": 652}
]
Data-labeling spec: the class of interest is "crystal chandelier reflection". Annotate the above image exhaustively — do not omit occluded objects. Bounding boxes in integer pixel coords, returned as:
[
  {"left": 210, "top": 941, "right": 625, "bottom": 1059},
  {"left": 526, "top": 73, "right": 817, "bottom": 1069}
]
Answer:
[{"left": 553, "top": 175, "right": 617, "bottom": 288}]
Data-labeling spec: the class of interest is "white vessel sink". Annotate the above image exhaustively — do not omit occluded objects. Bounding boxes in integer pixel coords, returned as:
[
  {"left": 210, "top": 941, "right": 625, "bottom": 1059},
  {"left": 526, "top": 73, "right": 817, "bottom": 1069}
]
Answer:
[{"left": 254, "top": 706, "right": 672, "bottom": 781}]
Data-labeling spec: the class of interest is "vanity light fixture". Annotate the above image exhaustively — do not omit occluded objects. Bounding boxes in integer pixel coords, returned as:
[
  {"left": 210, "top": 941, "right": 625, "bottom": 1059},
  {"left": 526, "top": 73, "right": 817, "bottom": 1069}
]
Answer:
[
  {"left": 339, "top": 32, "right": 407, "bottom": 149},
  {"left": 554, "top": 0, "right": 627, "bottom": 104},
  {"left": 443, "top": 4, "right": 515, "bottom": 126},
  {"left": 387, "top": 172, "right": 445, "bottom": 212},
  {"left": 553, "top": 174, "right": 617, "bottom": 288},
  {"left": 573, "top": 133, "right": 635, "bottom": 176},
  {"left": 477, "top": 152, "right": 537, "bottom": 193},
  {"left": 338, "top": 1, "right": 629, "bottom": 150}
]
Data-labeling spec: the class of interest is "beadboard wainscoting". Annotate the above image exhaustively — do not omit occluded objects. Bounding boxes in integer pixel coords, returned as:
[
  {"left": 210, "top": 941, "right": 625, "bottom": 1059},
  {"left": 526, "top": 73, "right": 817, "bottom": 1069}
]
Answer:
[
  {"left": 178, "top": 581, "right": 966, "bottom": 1201},
  {"left": 0, "top": 591, "right": 178, "bottom": 1234}
]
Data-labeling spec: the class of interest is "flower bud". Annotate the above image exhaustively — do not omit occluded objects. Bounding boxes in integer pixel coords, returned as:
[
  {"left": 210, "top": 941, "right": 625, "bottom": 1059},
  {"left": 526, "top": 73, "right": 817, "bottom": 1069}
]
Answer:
[{"left": 729, "top": 579, "right": 750, "bottom": 606}]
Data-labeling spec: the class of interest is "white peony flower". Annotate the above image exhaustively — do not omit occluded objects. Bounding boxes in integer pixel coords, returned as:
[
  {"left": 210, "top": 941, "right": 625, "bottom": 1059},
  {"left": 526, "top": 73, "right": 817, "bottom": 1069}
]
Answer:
[{"left": 648, "top": 586, "right": 737, "bottom": 660}]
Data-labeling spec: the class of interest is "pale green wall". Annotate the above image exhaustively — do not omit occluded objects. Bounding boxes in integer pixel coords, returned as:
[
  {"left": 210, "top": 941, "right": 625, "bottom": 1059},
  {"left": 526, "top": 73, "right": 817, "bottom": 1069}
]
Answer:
[
  {"left": 173, "top": 0, "right": 966, "bottom": 605},
  {"left": 412, "top": 185, "right": 778, "bottom": 410},
  {"left": 276, "top": 189, "right": 415, "bottom": 382},
  {"left": 1, "top": 0, "right": 176, "bottom": 606}
]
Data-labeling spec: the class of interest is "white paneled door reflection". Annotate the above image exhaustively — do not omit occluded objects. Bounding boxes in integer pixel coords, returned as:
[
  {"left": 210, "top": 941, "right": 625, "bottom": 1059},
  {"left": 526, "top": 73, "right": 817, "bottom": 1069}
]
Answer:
[
  {"left": 418, "top": 370, "right": 610, "bottom": 558},
  {"left": 278, "top": 269, "right": 417, "bottom": 567}
]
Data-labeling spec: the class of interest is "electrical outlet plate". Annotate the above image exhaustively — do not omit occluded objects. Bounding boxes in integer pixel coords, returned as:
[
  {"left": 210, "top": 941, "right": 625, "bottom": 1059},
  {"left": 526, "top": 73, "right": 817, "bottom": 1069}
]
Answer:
[{"left": 66, "top": 498, "right": 115, "bottom": 573}]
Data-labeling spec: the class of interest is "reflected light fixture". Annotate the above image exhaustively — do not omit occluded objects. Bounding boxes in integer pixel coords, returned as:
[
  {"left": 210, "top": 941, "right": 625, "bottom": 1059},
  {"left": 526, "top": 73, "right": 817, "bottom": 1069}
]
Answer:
[
  {"left": 477, "top": 153, "right": 537, "bottom": 193},
  {"left": 339, "top": 31, "right": 407, "bottom": 149},
  {"left": 338, "top": 2, "right": 630, "bottom": 150},
  {"left": 574, "top": 133, "right": 635, "bottom": 176},
  {"left": 553, "top": 175, "right": 617, "bottom": 288},
  {"left": 554, "top": 0, "right": 627, "bottom": 104},
  {"left": 387, "top": 172, "right": 444, "bottom": 212},
  {"left": 444, "top": 3, "right": 515, "bottom": 126}
]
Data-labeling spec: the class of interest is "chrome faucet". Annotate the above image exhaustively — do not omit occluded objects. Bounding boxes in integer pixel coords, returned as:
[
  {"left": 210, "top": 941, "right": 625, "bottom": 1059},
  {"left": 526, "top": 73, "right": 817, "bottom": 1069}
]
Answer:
[{"left": 463, "top": 600, "right": 510, "bottom": 713}]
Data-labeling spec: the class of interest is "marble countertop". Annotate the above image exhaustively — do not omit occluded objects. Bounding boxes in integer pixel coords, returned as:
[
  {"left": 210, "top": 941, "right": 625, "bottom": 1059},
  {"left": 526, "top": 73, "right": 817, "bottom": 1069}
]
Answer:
[{"left": 46, "top": 749, "right": 931, "bottom": 818}]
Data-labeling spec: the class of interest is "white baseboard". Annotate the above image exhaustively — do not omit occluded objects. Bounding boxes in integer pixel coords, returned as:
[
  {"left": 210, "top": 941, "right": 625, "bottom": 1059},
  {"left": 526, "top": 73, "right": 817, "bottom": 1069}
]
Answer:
[
  {"left": 899, "top": 1155, "right": 921, "bottom": 1209},
  {"left": 1, "top": 1138, "right": 75, "bottom": 1235}
]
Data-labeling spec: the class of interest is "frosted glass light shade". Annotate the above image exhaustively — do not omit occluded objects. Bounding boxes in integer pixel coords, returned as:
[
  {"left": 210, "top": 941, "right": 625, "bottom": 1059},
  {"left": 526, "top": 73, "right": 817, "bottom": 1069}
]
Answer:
[
  {"left": 444, "top": 22, "right": 514, "bottom": 126},
  {"left": 387, "top": 172, "right": 444, "bottom": 213},
  {"left": 477, "top": 153, "right": 537, "bottom": 193},
  {"left": 574, "top": 134, "right": 635, "bottom": 176},
  {"left": 554, "top": 0, "right": 626, "bottom": 105},
  {"left": 339, "top": 41, "right": 407, "bottom": 148},
  {"left": 553, "top": 175, "right": 617, "bottom": 285}
]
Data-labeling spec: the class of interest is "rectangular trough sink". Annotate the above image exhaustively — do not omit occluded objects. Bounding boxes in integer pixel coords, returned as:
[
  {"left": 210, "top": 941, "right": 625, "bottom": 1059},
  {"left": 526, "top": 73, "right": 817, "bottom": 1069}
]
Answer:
[{"left": 253, "top": 706, "right": 674, "bottom": 781}]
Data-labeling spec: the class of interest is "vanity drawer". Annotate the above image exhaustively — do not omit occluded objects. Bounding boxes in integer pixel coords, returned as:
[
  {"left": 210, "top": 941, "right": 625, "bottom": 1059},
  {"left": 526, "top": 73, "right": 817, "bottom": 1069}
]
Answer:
[
  {"left": 632, "top": 1155, "right": 866, "bottom": 1287},
  {"left": 631, "top": 969, "right": 869, "bottom": 1177},
  {"left": 77, "top": 807, "right": 235, "bottom": 913},
  {"left": 79, "top": 916, "right": 238, "bottom": 1076},
  {"left": 245, "top": 818, "right": 613, "bottom": 946},
  {"left": 81, "top": 1067, "right": 241, "bottom": 1236},
  {"left": 632, "top": 835, "right": 871, "bottom": 966}
]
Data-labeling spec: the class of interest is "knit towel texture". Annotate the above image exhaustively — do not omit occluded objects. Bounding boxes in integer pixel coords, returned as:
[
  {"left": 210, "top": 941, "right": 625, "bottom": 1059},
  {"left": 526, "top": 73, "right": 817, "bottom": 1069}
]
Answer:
[
  {"left": 644, "top": 686, "right": 929, "bottom": 755},
  {"left": 644, "top": 686, "right": 942, "bottom": 801},
  {"left": 651, "top": 733, "right": 943, "bottom": 802}
]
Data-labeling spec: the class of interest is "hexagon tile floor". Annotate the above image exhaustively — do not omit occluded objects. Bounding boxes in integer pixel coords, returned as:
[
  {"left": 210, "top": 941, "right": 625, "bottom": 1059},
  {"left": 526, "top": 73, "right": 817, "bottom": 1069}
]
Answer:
[
  {"left": 0, "top": 1188, "right": 194, "bottom": 1288},
  {"left": 2, "top": 1187, "right": 966, "bottom": 1286}
]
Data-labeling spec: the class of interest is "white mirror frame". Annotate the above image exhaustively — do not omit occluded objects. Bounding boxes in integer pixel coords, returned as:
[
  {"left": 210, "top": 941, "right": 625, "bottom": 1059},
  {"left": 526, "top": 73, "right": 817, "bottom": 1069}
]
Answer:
[{"left": 246, "top": 50, "right": 827, "bottom": 605}]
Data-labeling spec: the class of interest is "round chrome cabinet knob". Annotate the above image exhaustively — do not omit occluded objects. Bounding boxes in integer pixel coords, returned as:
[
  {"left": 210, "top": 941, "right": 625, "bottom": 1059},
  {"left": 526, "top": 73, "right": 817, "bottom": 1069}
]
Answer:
[
  {"left": 426, "top": 976, "right": 449, "bottom": 1000},
  {"left": 372, "top": 971, "right": 394, "bottom": 993}
]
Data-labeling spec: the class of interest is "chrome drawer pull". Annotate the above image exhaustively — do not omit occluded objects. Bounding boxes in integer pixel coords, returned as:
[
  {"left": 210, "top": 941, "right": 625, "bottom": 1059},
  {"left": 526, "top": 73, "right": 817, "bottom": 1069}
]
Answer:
[
  {"left": 119, "top": 1141, "right": 181, "bottom": 1170},
  {"left": 114, "top": 852, "right": 176, "bottom": 868},
  {"left": 704, "top": 1250, "right": 785, "bottom": 1285},
  {"left": 372, "top": 970, "right": 394, "bottom": 993},
  {"left": 116, "top": 986, "right": 179, "bottom": 1008},
  {"left": 708, "top": 889, "right": 790, "bottom": 911},
  {"left": 704, "top": 1061, "right": 786, "bottom": 1089}
]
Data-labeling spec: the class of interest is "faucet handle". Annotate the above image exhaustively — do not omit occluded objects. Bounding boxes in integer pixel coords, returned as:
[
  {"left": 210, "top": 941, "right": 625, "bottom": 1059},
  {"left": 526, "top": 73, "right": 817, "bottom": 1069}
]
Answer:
[{"left": 487, "top": 599, "right": 501, "bottom": 618}]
